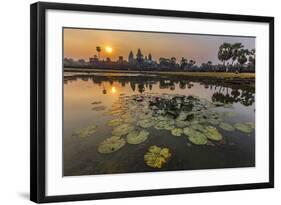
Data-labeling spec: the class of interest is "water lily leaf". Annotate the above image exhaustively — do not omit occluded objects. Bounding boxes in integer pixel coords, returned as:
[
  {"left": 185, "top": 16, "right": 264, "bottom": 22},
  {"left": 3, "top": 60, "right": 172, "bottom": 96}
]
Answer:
[
  {"left": 154, "top": 119, "right": 174, "bottom": 130},
  {"left": 138, "top": 112, "right": 153, "bottom": 120},
  {"left": 154, "top": 121, "right": 167, "bottom": 130},
  {"left": 224, "top": 112, "right": 237, "bottom": 117},
  {"left": 204, "top": 126, "right": 223, "bottom": 141},
  {"left": 176, "top": 112, "right": 188, "bottom": 121},
  {"left": 72, "top": 125, "right": 98, "bottom": 138},
  {"left": 212, "top": 102, "right": 224, "bottom": 107},
  {"left": 175, "top": 120, "right": 190, "bottom": 128},
  {"left": 234, "top": 123, "right": 253, "bottom": 133},
  {"left": 171, "top": 128, "right": 183, "bottom": 136},
  {"left": 190, "top": 124, "right": 205, "bottom": 132},
  {"left": 219, "top": 122, "right": 235, "bottom": 131},
  {"left": 207, "top": 118, "right": 220, "bottom": 125},
  {"left": 164, "top": 124, "right": 175, "bottom": 130},
  {"left": 183, "top": 127, "right": 208, "bottom": 145},
  {"left": 98, "top": 136, "right": 126, "bottom": 154},
  {"left": 107, "top": 118, "right": 123, "bottom": 127},
  {"left": 127, "top": 130, "right": 149, "bottom": 144},
  {"left": 138, "top": 119, "right": 155, "bottom": 128},
  {"left": 112, "top": 123, "right": 134, "bottom": 136},
  {"left": 245, "top": 122, "right": 255, "bottom": 129},
  {"left": 224, "top": 104, "right": 233, "bottom": 108},
  {"left": 144, "top": 145, "right": 171, "bottom": 168}
]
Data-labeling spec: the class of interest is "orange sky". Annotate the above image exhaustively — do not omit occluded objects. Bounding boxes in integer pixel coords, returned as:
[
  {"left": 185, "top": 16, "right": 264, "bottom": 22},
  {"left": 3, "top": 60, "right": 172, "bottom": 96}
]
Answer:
[{"left": 63, "top": 28, "right": 255, "bottom": 64}]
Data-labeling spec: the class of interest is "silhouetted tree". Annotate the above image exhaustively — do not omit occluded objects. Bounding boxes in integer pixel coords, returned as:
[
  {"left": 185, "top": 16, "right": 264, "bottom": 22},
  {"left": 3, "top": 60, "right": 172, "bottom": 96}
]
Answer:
[
  {"left": 218, "top": 43, "right": 232, "bottom": 71},
  {"left": 96, "top": 46, "right": 102, "bottom": 59}
]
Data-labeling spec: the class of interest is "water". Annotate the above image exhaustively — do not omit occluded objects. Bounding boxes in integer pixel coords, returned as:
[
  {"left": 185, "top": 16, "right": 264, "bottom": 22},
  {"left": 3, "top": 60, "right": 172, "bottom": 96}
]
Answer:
[{"left": 63, "top": 72, "right": 255, "bottom": 176}]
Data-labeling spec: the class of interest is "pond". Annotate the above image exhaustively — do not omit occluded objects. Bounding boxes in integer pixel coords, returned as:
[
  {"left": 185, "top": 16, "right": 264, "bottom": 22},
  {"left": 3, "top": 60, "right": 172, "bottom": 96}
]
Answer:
[{"left": 63, "top": 72, "right": 255, "bottom": 176}]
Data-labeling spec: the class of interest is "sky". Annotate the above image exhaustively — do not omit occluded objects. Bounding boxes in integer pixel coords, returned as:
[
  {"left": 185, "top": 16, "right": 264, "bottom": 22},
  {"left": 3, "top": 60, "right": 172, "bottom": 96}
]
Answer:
[{"left": 63, "top": 28, "right": 255, "bottom": 65}]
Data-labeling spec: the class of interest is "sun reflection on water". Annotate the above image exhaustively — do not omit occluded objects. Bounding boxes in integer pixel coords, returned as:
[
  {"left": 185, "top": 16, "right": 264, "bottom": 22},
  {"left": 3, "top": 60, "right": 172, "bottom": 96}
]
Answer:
[{"left": 111, "top": 86, "right": 117, "bottom": 94}]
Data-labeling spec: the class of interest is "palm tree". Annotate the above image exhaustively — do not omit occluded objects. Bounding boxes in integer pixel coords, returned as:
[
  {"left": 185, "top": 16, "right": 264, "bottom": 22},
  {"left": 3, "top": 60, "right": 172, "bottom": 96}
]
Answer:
[
  {"left": 237, "top": 49, "right": 248, "bottom": 69},
  {"left": 248, "top": 49, "right": 255, "bottom": 71},
  {"left": 180, "top": 57, "right": 187, "bottom": 70},
  {"left": 231, "top": 43, "right": 244, "bottom": 65},
  {"left": 96, "top": 46, "right": 102, "bottom": 59},
  {"left": 218, "top": 43, "right": 232, "bottom": 71},
  {"left": 207, "top": 61, "right": 213, "bottom": 71}
]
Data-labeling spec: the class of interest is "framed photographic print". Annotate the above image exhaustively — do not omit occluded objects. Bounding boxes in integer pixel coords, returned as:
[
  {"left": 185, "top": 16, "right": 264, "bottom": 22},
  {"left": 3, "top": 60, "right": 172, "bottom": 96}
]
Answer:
[{"left": 30, "top": 2, "right": 274, "bottom": 203}]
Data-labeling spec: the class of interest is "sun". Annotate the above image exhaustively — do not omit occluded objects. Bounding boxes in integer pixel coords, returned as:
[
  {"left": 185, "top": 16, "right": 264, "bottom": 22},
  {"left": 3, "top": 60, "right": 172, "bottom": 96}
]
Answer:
[{"left": 105, "top": 46, "right": 113, "bottom": 53}]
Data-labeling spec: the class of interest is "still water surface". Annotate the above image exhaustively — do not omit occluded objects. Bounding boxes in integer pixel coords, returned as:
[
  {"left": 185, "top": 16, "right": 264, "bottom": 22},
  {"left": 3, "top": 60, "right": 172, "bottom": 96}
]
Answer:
[{"left": 63, "top": 72, "right": 255, "bottom": 176}]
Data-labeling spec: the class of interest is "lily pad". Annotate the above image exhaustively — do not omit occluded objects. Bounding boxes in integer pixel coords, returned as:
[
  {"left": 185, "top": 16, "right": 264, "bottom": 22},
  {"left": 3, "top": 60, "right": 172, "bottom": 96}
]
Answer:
[
  {"left": 204, "top": 126, "right": 223, "bottom": 141},
  {"left": 138, "top": 119, "right": 155, "bottom": 128},
  {"left": 176, "top": 112, "right": 188, "bottom": 121},
  {"left": 171, "top": 128, "right": 183, "bottom": 136},
  {"left": 234, "top": 123, "right": 253, "bottom": 133},
  {"left": 219, "top": 122, "right": 235, "bottom": 131},
  {"left": 183, "top": 127, "right": 208, "bottom": 145},
  {"left": 190, "top": 124, "right": 205, "bottom": 132},
  {"left": 107, "top": 118, "right": 123, "bottom": 127},
  {"left": 245, "top": 122, "right": 255, "bottom": 129},
  {"left": 207, "top": 118, "right": 220, "bottom": 125},
  {"left": 112, "top": 123, "right": 134, "bottom": 136},
  {"left": 154, "top": 119, "right": 174, "bottom": 130},
  {"left": 97, "top": 136, "right": 126, "bottom": 154},
  {"left": 175, "top": 120, "right": 190, "bottom": 128},
  {"left": 164, "top": 124, "right": 175, "bottom": 130},
  {"left": 72, "top": 125, "right": 98, "bottom": 138},
  {"left": 144, "top": 145, "right": 171, "bottom": 168},
  {"left": 138, "top": 112, "right": 153, "bottom": 120},
  {"left": 127, "top": 130, "right": 149, "bottom": 144},
  {"left": 224, "top": 111, "right": 237, "bottom": 117}
]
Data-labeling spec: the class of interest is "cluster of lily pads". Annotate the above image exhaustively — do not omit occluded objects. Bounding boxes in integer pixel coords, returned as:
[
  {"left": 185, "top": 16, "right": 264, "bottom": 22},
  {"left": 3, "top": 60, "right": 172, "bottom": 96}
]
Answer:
[{"left": 72, "top": 93, "right": 255, "bottom": 169}]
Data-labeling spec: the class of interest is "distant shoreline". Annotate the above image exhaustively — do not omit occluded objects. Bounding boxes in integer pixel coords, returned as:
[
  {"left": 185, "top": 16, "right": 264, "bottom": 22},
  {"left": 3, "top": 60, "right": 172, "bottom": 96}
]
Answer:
[{"left": 64, "top": 67, "right": 255, "bottom": 79}]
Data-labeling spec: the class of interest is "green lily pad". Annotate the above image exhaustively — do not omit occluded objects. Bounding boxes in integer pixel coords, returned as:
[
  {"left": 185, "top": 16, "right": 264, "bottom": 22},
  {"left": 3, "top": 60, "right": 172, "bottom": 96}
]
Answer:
[
  {"left": 127, "top": 130, "right": 149, "bottom": 144},
  {"left": 183, "top": 127, "right": 208, "bottom": 145},
  {"left": 112, "top": 123, "right": 134, "bottom": 136},
  {"left": 245, "top": 122, "right": 255, "bottom": 129},
  {"left": 171, "top": 128, "right": 183, "bottom": 136},
  {"left": 219, "top": 122, "right": 235, "bottom": 131},
  {"left": 138, "top": 112, "right": 153, "bottom": 120},
  {"left": 190, "top": 124, "right": 205, "bottom": 132},
  {"left": 138, "top": 119, "right": 155, "bottom": 128},
  {"left": 164, "top": 124, "right": 175, "bottom": 130},
  {"left": 207, "top": 118, "right": 220, "bottom": 125},
  {"left": 107, "top": 118, "right": 123, "bottom": 127},
  {"left": 224, "top": 112, "right": 237, "bottom": 117},
  {"left": 154, "top": 119, "right": 174, "bottom": 130},
  {"left": 97, "top": 136, "right": 126, "bottom": 154},
  {"left": 234, "top": 123, "right": 253, "bottom": 133},
  {"left": 176, "top": 112, "right": 187, "bottom": 121},
  {"left": 72, "top": 125, "right": 98, "bottom": 138},
  {"left": 144, "top": 145, "right": 171, "bottom": 168},
  {"left": 204, "top": 126, "right": 223, "bottom": 141},
  {"left": 175, "top": 120, "right": 190, "bottom": 128}
]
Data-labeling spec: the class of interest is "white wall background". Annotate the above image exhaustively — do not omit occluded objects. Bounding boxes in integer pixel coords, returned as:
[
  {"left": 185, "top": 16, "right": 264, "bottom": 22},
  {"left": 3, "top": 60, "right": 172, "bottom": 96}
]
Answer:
[{"left": 0, "top": 0, "right": 279, "bottom": 204}]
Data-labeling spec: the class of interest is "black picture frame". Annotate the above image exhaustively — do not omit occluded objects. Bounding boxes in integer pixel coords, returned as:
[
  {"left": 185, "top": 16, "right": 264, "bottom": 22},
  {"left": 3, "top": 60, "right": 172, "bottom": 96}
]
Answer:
[{"left": 30, "top": 1, "right": 274, "bottom": 203}]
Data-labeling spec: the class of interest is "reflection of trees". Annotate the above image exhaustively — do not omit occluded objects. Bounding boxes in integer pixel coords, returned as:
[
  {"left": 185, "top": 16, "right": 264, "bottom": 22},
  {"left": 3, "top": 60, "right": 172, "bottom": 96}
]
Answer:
[
  {"left": 179, "top": 80, "right": 188, "bottom": 89},
  {"left": 130, "top": 82, "right": 136, "bottom": 92},
  {"left": 212, "top": 87, "right": 255, "bottom": 106},
  {"left": 138, "top": 83, "right": 145, "bottom": 93},
  {"left": 64, "top": 73, "right": 255, "bottom": 105}
]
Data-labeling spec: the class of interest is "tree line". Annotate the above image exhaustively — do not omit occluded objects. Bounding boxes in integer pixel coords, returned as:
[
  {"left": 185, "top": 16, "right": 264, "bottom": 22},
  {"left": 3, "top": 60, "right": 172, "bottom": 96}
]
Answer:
[{"left": 64, "top": 43, "right": 255, "bottom": 73}]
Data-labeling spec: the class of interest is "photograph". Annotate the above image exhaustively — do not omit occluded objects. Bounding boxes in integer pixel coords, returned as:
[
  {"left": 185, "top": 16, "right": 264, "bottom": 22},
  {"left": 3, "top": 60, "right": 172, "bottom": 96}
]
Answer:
[{"left": 63, "top": 28, "right": 256, "bottom": 176}]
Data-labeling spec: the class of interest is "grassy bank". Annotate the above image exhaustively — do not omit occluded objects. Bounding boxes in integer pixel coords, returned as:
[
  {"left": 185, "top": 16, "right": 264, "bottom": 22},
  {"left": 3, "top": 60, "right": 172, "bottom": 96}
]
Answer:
[{"left": 64, "top": 67, "right": 255, "bottom": 79}]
